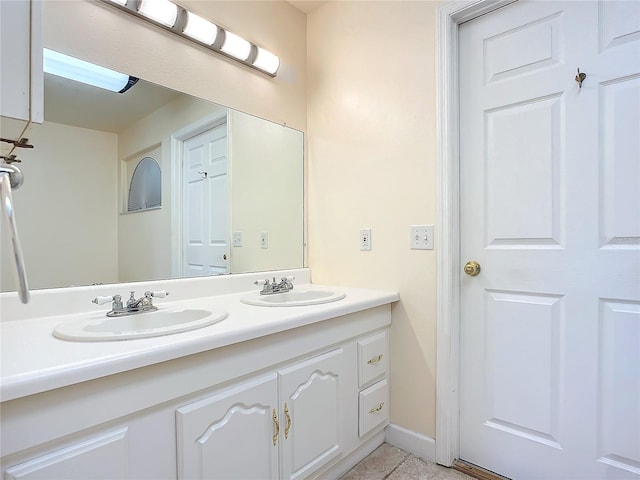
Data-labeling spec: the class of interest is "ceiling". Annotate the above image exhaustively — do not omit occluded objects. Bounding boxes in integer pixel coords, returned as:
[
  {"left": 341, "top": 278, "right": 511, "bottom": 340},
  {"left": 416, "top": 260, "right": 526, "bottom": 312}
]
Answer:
[
  {"left": 288, "top": 1, "right": 327, "bottom": 14},
  {"left": 44, "top": 73, "right": 181, "bottom": 133}
]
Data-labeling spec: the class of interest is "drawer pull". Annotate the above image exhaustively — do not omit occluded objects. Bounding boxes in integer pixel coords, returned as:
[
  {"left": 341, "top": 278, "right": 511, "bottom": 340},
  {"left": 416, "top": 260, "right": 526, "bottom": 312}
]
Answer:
[
  {"left": 367, "top": 354, "right": 383, "bottom": 365},
  {"left": 369, "top": 402, "right": 385, "bottom": 414},
  {"left": 272, "top": 409, "right": 279, "bottom": 446}
]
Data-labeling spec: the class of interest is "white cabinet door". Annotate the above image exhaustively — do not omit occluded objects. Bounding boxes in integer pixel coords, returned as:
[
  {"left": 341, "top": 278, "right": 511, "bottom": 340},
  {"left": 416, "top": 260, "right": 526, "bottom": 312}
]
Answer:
[
  {"left": 0, "top": 0, "right": 43, "bottom": 146},
  {"left": 176, "top": 373, "right": 279, "bottom": 480},
  {"left": 278, "top": 347, "right": 346, "bottom": 480}
]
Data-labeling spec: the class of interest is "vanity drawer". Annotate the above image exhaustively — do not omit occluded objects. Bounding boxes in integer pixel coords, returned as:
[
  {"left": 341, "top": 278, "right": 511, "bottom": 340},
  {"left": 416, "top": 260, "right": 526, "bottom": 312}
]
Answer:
[
  {"left": 358, "top": 379, "right": 389, "bottom": 438},
  {"left": 357, "top": 330, "right": 388, "bottom": 387}
]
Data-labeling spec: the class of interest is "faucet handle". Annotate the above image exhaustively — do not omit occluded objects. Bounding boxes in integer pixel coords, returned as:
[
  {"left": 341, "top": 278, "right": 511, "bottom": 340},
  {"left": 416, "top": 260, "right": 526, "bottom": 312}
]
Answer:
[
  {"left": 93, "top": 295, "right": 115, "bottom": 305},
  {"left": 93, "top": 294, "right": 123, "bottom": 311},
  {"left": 254, "top": 279, "right": 269, "bottom": 286},
  {"left": 148, "top": 290, "right": 169, "bottom": 298}
]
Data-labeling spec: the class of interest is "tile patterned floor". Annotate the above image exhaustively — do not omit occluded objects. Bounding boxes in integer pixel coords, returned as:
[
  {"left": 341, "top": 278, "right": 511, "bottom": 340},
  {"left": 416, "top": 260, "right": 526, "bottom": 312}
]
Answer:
[{"left": 341, "top": 443, "right": 472, "bottom": 480}]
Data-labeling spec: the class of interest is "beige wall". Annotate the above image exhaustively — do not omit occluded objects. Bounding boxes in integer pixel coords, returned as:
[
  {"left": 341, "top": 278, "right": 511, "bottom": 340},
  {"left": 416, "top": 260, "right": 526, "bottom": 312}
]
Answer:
[
  {"left": 229, "top": 111, "right": 304, "bottom": 273},
  {"left": 307, "top": 2, "right": 439, "bottom": 438},
  {"left": 43, "top": 0, "right": 307, "bottom": 131},
  {"left": 0, "top": 121, "right": 118, "bottom": 291}
]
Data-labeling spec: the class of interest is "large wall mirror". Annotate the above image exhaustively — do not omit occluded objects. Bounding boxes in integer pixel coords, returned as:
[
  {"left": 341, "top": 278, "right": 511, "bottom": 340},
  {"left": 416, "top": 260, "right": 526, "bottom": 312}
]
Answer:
[{"left": 0, "top": 52, "right": 304, "bottom": 292}]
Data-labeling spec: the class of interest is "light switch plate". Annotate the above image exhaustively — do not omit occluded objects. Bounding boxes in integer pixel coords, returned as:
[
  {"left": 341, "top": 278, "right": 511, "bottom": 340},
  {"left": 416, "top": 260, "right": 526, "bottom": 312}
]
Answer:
[
  {"left": 260, "top": 231, "right": 268, "bottom": 249},
  {"left": 360, "top": 228, "right": 372, "bottom": 251},
  {"left": 233, "top": 231, "right": 242, "bottom": 247},
  {"left": 410, "top": 225, "right": 434, "bottom": 250}
]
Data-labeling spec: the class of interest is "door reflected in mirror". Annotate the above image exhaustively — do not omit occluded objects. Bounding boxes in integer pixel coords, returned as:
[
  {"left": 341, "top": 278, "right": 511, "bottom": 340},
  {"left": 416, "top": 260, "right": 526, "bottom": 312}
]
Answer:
[{"left": 0, "top": 54, "right": 304, "bottom": 292}]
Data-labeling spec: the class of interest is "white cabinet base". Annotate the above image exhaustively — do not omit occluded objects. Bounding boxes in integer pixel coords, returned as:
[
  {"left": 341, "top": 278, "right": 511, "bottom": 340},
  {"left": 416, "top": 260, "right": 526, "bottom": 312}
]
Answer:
[{"left": 1, "top": 306, "right": 392, "bottom": 480}]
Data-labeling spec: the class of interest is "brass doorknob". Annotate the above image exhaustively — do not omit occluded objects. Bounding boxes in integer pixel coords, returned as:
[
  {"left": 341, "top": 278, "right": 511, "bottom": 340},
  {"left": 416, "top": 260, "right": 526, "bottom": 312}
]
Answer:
[{"left": 464, "top": 261, "right": 481, "bottom": 276}]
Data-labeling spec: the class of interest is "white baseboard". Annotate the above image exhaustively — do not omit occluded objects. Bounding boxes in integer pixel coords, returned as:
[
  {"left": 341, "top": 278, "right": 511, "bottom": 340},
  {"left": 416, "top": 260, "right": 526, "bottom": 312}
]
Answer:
[{"left": 384, "top": 424, "right": 436, "bottom": 462}]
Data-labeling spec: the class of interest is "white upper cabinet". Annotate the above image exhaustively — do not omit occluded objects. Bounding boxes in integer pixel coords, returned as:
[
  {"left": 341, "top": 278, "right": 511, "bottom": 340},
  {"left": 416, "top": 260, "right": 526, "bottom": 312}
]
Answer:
[{"left": 0, "top": 0, "right": 43, "bottom": 147}]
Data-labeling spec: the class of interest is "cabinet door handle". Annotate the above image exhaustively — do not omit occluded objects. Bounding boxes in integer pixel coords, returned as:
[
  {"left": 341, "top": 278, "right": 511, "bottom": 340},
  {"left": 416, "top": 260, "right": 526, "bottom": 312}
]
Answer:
[
  {"left": 284, "top": 403, "right": 292, "bottom": 439},
  {"left": 369, "top": 402, "right": 385, "bottom": 414},
  {"left": 368, "top": 354, "right": 383, "bottom": 365},
  {"left": 272, "top": 409, "right": 279, "bottom": 446}
]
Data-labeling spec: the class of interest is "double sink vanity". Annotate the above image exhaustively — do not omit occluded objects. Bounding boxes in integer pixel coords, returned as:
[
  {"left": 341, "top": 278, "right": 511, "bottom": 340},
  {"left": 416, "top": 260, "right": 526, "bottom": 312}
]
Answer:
[{"left": 0, "top": 269, "right": 398, "bottom": 479}]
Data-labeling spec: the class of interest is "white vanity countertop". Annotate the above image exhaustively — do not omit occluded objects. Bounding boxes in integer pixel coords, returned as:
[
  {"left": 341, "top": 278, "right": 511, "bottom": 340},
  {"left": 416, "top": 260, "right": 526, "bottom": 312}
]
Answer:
[{"left": 0, "top": 284, "right": 399, "bottom": 402}]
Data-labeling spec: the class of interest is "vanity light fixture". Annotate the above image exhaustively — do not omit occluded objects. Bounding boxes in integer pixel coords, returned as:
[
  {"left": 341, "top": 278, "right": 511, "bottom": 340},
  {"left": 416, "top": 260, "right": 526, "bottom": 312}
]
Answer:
[
  {"left": 43, "top": 48, "right": 139, "bottom": 93},
  {"left": 101, "top": 0, "right": 280, "bottom": 76}
]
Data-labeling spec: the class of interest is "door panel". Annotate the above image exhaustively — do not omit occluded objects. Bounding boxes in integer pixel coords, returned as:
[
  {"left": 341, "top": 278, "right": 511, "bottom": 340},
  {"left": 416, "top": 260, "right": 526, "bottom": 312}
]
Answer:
[
  {"left": 459, "top": 1, "right": 640, "bottom": 478},
  {"left": 483, "top": 11, "right": 562, "bottom": 84},
  {"left": 182, "top": 122, "right": 230, "bottom": 276},
  {"left": 484, "top": 290, "right": 563, "bottom": 449},
  {"left": 485, "top": 94, "right": 563, "bottom": 247},
  {"left": 597, "top": 299, "right": 640, "bottom": 474},
  {"left": 600, "top": 76, "right": 640, "bottom": 247}
]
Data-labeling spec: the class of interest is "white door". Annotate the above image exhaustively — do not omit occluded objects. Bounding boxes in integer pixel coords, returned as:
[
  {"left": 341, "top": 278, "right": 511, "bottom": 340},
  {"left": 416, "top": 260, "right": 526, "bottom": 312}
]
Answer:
[
  {"left": 182, "top": 122, "right": 230, "bottom": 276},
  {"left": 459, "top": 1, "right": 640, "bottom": 479}
]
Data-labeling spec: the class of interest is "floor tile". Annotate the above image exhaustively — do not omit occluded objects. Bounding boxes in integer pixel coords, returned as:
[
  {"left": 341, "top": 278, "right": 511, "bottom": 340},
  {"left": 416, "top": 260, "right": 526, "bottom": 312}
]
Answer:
[
  {"left": 340, "top": 443, "right": 409, "bottom": 480},
  {"left": 388, "top": 455, "right": 472, "bottom": 480},
  {"left": 341, "top": 443, "right": 471, "bottom": 480}
]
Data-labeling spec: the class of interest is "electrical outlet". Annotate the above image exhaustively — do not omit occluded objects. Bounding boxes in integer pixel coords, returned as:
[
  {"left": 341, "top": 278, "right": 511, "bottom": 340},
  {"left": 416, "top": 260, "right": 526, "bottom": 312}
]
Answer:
[
  {"left": 233, "top": 231, "right": 242, "bottom": 247},
  {"left": 360, "top": 228, "right": 372, "bottom": 251},
  {"left": 410, "top": 225, "right": 434, "bottom": 250},
  {"left": 260, "top": 231, "right": 268, "bottom": 249}
]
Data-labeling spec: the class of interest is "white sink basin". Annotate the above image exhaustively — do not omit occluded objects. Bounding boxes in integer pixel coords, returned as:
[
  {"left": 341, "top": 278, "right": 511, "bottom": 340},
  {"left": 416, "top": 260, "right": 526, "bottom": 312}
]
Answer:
[
  {"left": 240, "top": 289, "right": 346, "bottom": 307},
  {"left": 53, "top": 308, "right": 228, "bottom": 342}
]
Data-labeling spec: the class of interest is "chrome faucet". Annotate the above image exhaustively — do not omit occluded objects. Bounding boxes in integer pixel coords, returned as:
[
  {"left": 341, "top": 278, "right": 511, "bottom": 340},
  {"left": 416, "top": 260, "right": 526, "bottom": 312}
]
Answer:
[
  {"left": 92, "top": 290, "right": 169, "bottom": 317},
  {"left": 254, "top": 276, "right": 295, "bottom": 295}
]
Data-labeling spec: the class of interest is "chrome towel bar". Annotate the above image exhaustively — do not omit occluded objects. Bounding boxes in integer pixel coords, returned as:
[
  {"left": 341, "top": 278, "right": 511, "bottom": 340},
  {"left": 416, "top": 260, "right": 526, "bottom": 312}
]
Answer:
[{"left": 0, "top": 163, "right": 30, "bottom": 303}]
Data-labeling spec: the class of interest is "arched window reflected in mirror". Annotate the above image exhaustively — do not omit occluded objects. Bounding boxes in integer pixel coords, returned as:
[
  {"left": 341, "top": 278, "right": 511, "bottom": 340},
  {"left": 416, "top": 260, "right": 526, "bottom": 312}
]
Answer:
[{"left": 127, "top": 156, "right": 161, "bottom": 212}]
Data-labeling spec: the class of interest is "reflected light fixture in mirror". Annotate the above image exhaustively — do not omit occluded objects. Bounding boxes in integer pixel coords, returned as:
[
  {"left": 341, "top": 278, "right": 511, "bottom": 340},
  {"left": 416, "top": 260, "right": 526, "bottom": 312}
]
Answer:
[
  {"left": 43, "top": 48, "right": 138, "bottom": 93},
  {"left": 102, "top": 0, "right": 280, "bottom": 76}
]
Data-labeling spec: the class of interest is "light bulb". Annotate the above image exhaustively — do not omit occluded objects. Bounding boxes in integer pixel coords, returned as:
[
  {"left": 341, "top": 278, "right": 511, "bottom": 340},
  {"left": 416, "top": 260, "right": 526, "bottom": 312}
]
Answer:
[
  {"left": 183, "top": 11, "right": 218, "bottom": 45},
  {"left": 221, "top": 31, "right": 251, "bottom": 61},
  {"left": 138, "top": 0, "right": 178, "bottom": 28},
  {"left": 253, "top": 47, "right": 280, "bottom": 75}
]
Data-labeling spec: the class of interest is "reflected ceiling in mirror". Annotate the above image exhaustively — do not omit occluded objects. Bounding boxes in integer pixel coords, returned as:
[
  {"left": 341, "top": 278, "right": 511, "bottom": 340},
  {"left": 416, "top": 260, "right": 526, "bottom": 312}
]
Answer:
[{"left": 0, "top": 59, "right": 304, "bottom": 293}]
